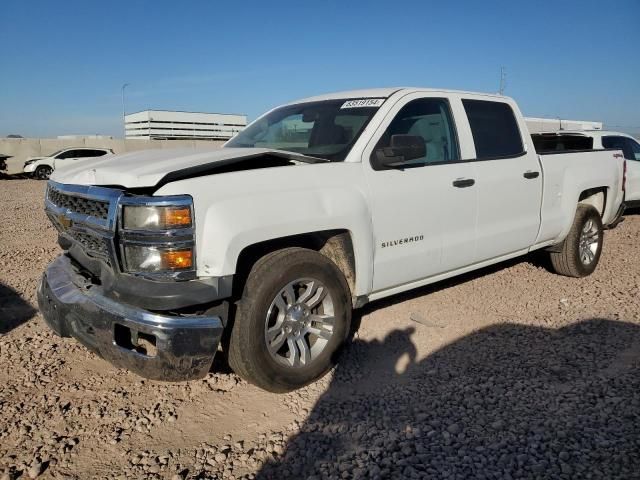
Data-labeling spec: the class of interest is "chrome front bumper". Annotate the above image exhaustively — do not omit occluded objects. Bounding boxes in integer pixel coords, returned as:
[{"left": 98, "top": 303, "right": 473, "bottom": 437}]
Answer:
[{"left": 37, "top": 255, "right": 223, "bottom": 381}]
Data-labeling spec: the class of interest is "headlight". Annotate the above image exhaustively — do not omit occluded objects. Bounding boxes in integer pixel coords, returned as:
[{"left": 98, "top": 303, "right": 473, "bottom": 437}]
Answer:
[
  {"left": 123, "top": 205, "right": 192, "bottom": 230},
  {"left": 24, "top": 159, "right": 36, "bottom": 166},
  {"left": 123, "top": 245, "right": 193, "bottom": 272},
  {"left": 119, "top": 195, "right": 196, "bottom": 276}
]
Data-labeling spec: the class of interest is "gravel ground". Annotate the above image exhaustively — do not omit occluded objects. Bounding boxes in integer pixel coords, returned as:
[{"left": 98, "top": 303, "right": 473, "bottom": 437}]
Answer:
[{"left": 1, "top": 178, "right": 639, "bottom": 480}]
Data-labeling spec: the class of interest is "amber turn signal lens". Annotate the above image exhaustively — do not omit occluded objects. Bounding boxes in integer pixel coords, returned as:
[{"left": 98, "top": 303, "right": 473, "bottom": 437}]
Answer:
[
  {"left": 162, "top": 207, "right": 192, "bottom": 228},
  {"left": 160, "top": 249, "right": 193, "bottom": 270}
]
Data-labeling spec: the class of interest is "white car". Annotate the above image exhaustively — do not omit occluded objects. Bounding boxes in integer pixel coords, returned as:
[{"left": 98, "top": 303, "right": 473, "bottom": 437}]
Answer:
[
  {"left": 37, "top": 88, "right": 626, "bottom": 392},
  {"left": 532, "top": 130, "right": 640, "bottom": 207},
  {"left": 23, "top": 147, "right": 113, "bottom": 180}
]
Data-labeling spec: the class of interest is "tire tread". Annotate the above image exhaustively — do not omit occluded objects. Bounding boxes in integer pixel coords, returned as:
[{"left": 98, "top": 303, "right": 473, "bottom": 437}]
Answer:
[
  {"left": 228, "top": 247, "right": 350, "bottom": 392},
  {"left": 550, "top": 205, "right": 603, "bottom": 278}
]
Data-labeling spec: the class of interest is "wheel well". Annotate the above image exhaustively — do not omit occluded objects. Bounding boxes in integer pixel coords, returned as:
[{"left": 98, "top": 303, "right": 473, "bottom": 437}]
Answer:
[
  {"left": 234, "top": 230, "right": 356, "bottom": 302},
  {"left": 578, "top": 188, "right": 607, "bottom": 217}
]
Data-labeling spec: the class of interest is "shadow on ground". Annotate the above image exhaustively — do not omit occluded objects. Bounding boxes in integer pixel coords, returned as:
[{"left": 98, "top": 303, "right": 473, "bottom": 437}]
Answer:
[
  {"left": 257, "top": 319, "right": 640, "bottom": 479},
  {"left": 0, "top": 283, "right": 37, "bottom": 334}
]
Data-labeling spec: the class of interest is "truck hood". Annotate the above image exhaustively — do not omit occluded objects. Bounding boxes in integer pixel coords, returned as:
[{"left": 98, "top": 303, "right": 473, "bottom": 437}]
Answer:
[{"left": 50, "top": 147, "right": 312, "bottom": 189}]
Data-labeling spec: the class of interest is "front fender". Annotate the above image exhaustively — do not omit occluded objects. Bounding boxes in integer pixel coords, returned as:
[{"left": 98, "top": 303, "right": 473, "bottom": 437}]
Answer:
[
  {"left": 202, "top": 188, "right": 372, "bottom": 296},
  {"left": 156, "top": 164, "right": 374, "bottom": 297}
]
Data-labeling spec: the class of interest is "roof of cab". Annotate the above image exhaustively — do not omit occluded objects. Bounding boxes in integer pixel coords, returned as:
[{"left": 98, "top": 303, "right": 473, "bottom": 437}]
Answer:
[{"left": 290, "top": 87, "right": 508, "bottom": 104}]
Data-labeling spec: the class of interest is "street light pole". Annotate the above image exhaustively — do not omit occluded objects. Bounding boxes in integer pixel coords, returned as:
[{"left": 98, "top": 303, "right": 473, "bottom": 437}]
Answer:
[{"left": 121, "top": 83, "right": 130, "bottom": 139}]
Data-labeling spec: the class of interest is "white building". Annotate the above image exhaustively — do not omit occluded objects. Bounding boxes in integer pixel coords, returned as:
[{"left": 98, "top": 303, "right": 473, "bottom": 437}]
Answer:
[
  {"left": 125, "top": 110, "right": 247, "bottom": 141},
  {"left": 525, "top": 117, "right": 603, "bottom": 134}
]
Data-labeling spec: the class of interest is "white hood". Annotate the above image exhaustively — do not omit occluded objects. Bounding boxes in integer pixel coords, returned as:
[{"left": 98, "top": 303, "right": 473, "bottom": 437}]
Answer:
[{"left": 50, "top": 147, "right": 278, "bottom": 188}]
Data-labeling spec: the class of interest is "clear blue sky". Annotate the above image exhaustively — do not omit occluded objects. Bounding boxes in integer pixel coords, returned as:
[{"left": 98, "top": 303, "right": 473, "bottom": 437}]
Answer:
[{"left": 1, "top": 0, "right": 638, "bottom": 138}]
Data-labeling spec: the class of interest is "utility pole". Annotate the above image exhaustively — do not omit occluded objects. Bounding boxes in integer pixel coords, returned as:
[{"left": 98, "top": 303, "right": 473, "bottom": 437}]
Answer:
[
  {"left": 498, "top": 67, "right": 506, "bottom": 95},
  {"left": 121, "top": 83, "right": 130, "bottom": 139}
]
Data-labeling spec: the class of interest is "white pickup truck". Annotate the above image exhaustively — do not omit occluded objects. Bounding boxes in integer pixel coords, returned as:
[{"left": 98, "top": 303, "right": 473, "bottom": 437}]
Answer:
[{"left": 38, "top": 88, "right": 626, "bottom": 392}]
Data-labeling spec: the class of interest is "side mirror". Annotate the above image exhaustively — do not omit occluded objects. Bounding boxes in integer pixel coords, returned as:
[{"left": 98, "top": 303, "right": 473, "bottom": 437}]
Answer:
[{"left": 373, "top": 135, "right": 426, "bottom": 170}]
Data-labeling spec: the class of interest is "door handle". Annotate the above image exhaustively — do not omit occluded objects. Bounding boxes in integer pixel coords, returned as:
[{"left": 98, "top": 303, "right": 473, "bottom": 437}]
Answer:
[
  {"left": 452, "top": 178, "right": 475, "bottom": 188},
  {"left": 523, "top": 171, "right": 540, "bottom": 179}
]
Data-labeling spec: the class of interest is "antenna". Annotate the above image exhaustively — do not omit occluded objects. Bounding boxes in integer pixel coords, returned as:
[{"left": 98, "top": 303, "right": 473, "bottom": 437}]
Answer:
[{"left": 498, "top": 66, "right": 507, "bottom": 95}]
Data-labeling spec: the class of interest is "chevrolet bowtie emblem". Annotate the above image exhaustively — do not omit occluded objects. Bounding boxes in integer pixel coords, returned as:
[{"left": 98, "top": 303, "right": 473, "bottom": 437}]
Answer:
[{"left": 57, "top": 214, "right": 72, "bottom": 229}]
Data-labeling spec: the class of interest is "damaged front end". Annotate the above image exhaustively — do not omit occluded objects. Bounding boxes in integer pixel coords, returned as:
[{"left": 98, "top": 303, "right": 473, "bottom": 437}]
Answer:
[{"left": 38, "top": 181, "right": 225, "bottom": 381}]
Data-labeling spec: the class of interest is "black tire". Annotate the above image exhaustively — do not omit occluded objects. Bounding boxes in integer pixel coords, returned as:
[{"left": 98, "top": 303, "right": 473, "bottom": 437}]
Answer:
[
  {"left": 228, "top": 247, "right": 352, "bottom": 393},
  {"left": 35, "top": 166, "right": 53, "bottom": 180},
  {"left": 550, "top": 204, "right": 603, "bottom": 278}
]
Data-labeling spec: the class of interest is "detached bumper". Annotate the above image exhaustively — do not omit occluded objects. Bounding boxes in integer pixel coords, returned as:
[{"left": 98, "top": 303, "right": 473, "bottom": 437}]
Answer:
[{"left": 37, "top": 255, "right": 223, "bottom": 381}]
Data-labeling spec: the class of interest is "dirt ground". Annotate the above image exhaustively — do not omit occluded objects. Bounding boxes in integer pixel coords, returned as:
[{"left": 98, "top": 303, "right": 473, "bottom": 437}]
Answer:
[{"left": 1, "top": 179, "right": 639, "bottom": 480}]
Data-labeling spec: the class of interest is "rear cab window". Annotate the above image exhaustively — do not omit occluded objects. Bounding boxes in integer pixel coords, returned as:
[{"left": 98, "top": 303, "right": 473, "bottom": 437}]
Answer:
[
  {"left": 532, "top": 134, "right": 593, "bottom": 153},
  {"left": 462, "top": 99, "right": 524, "bottom": 160}
]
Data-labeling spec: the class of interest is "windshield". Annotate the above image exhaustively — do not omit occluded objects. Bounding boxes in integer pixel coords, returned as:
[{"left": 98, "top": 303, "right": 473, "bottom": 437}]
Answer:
[{"left": 225, "top": 98, "right": 384, "bottom": 161}]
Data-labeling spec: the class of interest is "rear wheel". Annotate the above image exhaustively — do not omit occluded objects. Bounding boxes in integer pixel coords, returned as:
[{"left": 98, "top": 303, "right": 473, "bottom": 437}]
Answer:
[
  {"left": 550, "top": 205, "right": 603, "bottom": 277},
  {"left": 35, "top": 166, "right": 53, "bottom": 180},
  {"left": 228, "top": 247, "right": 351, "bottom": 392}
]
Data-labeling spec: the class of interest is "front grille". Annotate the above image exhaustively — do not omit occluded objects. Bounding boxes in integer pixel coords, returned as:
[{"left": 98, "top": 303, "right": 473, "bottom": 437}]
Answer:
[
  {"left": 48, "top": 187, "right": 110, "bottom": 220},
  {"left": 65, "top": 229, "right": 110, "bottom": 264}
]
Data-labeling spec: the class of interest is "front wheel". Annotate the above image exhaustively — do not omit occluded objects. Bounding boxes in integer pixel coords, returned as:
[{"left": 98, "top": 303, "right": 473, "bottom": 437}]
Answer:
[
  {"left": 550, "top": 205, "right": 603, "bottom": 277},
  {"left": 228, "top": 247, "right": 352, "bottom": 392},
  {"left": 35, "top": 166, "right": 53, "bottom": 180}
]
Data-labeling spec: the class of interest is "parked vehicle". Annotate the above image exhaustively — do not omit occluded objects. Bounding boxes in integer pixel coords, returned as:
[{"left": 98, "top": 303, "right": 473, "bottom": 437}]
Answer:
[
  {"left": 37, "top": 88, "right": 626, "bottom": 392},
  {"left": 532, "top": 130, "right": 640, "bottom": 208},
  {"left": 23, "top": 147, "right": 113, "bottom": 180}
]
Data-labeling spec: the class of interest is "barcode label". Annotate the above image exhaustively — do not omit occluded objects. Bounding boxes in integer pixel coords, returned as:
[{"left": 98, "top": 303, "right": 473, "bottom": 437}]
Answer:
[{"left": 341, "top": 98, "right": 385, "bottom": 109}]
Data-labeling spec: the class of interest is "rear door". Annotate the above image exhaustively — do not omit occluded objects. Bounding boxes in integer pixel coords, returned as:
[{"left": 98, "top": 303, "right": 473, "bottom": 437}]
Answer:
[
  {"left": 363, "top": 93, "right": 479, "bottom": 292},
  {"left": 461, "top": 98, "right": 543, "bottom": 260}
]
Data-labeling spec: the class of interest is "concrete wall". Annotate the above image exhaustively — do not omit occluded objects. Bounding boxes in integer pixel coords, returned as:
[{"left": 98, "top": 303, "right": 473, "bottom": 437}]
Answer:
[{"left": 0, "top": 137, "right": 225, "bottom": 175}]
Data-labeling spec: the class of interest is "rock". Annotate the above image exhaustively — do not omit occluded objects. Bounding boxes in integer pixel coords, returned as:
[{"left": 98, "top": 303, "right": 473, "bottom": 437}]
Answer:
[
  {"left": 491, "top": 419, "right": 505, "bottom": 430},
  {"left": 447, "top": 423, "right": 461, "bottom": 435},
  {"left": 28, "top": 462, "right": 43, "bottom": 479}
]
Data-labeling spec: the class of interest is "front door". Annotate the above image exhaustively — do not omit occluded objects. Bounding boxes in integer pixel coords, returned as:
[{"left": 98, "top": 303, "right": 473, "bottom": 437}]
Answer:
[{"left": 363, "top": 95, "right": 478, "bottom": 293}]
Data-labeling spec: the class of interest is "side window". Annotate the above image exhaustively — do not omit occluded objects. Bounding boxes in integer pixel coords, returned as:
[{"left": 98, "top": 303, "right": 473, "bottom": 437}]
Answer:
[
  {"left": 373, "top": 98, "right": 460, "bottom": 166},
  {"left": 56, "top": 150, "right": 79, "bottom": 159},
  {"left": 80, "top": 149, "right": 107, "bottom": 158},
  {"left": 462, "top": 99, "right": 524, "bottom": 160}
]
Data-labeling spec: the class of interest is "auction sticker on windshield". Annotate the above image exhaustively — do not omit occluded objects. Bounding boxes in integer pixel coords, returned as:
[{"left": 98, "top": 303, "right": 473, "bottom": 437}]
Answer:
[{"left": 341, "top": 98, "right": 385, "bottom": 109}]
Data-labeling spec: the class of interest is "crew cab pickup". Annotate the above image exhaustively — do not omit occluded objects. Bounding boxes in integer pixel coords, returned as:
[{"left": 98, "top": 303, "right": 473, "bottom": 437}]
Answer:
[{"left": 37, "top": 88, "right": 626, "bottom": 392}]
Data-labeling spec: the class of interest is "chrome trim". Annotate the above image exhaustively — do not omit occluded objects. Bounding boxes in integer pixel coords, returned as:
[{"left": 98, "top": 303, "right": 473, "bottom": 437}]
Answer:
[
  {"left": 38, "top": 255, "right": 222, "bottom": 381},
  {"left": 46, "top": 180, "right": 123, "bottom": 231},
  {"left": 45, "top": 181, "right": 198, "bottom": 281},
  {"left": 45, "top": 181, "right": 122, "bottom": 268}
]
